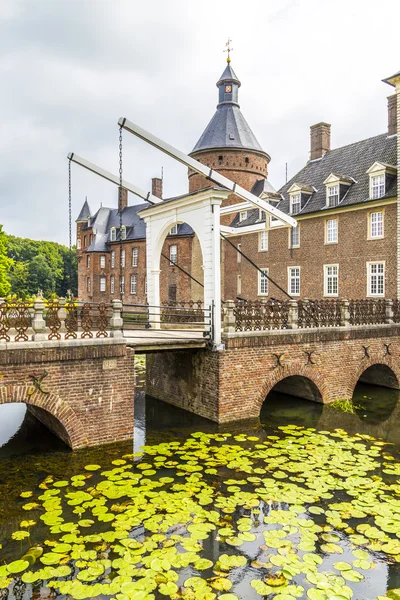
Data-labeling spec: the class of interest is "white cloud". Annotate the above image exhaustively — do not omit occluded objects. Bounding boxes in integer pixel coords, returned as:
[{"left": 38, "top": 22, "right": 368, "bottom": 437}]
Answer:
[{"left": 0, "top": 0, "right": 399, "bottom": 243}]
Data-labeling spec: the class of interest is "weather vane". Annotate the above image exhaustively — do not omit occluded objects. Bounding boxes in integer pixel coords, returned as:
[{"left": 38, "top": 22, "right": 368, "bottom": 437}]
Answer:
[{"left": 224, "top": 38, "right": 233, "bottom": 63}]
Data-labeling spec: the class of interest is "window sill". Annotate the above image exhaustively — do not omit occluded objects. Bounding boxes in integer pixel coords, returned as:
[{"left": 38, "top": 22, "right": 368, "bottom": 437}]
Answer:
[
  {"left": 324, "top": 294, "right": 339, "bottom": 298},
  {"left": 258, "top": 249, "right": 268, "bottom": 253},
  {"left": 367, "top": 236, "right": 384, "bottom": 241},
  {"left": 324, "top": 241, "right": 338, "bottom": 245},
  {"left": 289, "top": 245, "right": 300, "bottom": 250}
]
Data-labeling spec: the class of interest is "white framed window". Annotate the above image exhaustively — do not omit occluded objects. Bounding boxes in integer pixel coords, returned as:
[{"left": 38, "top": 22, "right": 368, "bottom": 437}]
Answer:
[
  {"left": 111, "top": 251, "right": 115, "bottom": 268},
  {"left": 327, "top": 185, "right": 339, "bottom": 207},
  {"left": 290, "top": 194, "right": 301, "bottom": 215},
  {"left": 110, "top": 275, "right": 115, "bottom": 294},
  {"left": 130, "top": 275, "right": 137, "bottom": 294},
  {"left": 77, "top": 238, "right": 81, "bottom": 249},
  {"left": 100, "top": 276, "right": 106, "bottom": 292},
  {"left": 170, "top": 224, "right": 178, "bottom": 235},
  {"left": 371, "top": 174, "right": 385, "bottom": 199},
  {"left": 289, "top": 225, "right": 300, "bottom": 248},
  {"left": 258, "top": 268, "right": 269, "bottom": 296},
  {"left": 259, "top": 230, "right": 268, "bottom": 252},
  {"left": 170, "top": 245, "right": 177, "bottom": 265},
  {"left": 132, "top": 247, "right": 138, "bottom": 266},
  {"left": 369, "top": 211, "right": 384, "bottom": 239},
  {"left": 121, "top": 249, "right": 125, "bottom": 267},
  {"left": 87, "top": 277, "right": 91, "bottom": 293},
  {"left": 120, "top": 276, "right": 125, "bottom": 294},
  {"left": 239, "top": 211, "right": 247, "bottom": 222},
  {"left": 237, "top": 274, "right": 242, "bottom": 296},
  {"left": 259, "top": 209, "right": 266, "bottom": 221},
  {"left": 110, "top": 228, "right": 116, "bottom": 242},
  {"left": 324, "top": 264, "right": 339, "bottom": 297},
  {"left": 326, "top": 219, "right": 338, "bottom": 244},
  {"left": 288, "top": 267, "right": 300, "bottom": 296},
  {"left": 86, "top": 255, "right": 91, "bottom": 267},
  {"left": 100, "top": 255, "right": 106, "bottom": 269},
  {"left": 237, "top": 243, "right": 241, "bottom": 263},
  {"left": 368, "top": 262, "right": 385, "bottom": 296},
  {"left": 120, "top": 225, "right": 126, "bottom": 240}
]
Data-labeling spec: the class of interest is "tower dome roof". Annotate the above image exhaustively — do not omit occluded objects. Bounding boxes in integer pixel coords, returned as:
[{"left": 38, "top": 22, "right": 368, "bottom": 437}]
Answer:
[{"left": 191, "top": 62, "right": 268, "bottom": 158}]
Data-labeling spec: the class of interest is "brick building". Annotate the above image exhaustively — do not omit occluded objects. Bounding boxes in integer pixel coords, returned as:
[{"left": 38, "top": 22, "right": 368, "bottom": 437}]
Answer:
[{"left": 76, "top": 61, "right": 400, "bottom": 304}]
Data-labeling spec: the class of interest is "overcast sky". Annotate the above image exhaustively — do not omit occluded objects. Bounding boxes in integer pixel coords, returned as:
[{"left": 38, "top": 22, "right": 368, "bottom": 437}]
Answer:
[{"left": 1, "top": 0, "right": 399, "bottom": 245}]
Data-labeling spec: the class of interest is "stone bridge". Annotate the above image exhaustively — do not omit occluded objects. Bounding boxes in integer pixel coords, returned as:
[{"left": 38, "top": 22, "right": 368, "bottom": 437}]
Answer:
[
  {"left": 146, "top": 301, "right": 400, "bottom": 423},
  {"left": 2, "top": 296, "right": 400, "bottom": 449}
]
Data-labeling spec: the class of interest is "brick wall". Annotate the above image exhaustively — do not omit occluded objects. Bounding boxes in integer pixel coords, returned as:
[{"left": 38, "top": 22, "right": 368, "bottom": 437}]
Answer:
[
  {"left": 0, "top": 341, "right": 135, "bottom": 449},
  {"left": 188, "top": 149, "right": 268, "bottom": 206},
  {"left": 146, "top": 325, "right": 400, "bottom": 422},
  {"left": 223, "top": 202, "right": 397, "bottom": 301},
  {"left": 78, "top": 235, "right": 199, "bottom": 305}
]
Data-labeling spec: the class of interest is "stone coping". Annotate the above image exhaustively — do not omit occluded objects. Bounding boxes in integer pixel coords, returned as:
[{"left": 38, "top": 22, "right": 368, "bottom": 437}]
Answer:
[
  {"left": 222, "top": 323, "right": 400, "bottom": 348},
  {"left": 0, "top": 337, "right": 126, "bottom": 352}
]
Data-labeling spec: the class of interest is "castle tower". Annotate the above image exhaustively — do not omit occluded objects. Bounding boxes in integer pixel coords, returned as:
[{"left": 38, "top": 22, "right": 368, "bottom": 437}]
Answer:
[{"left": 188, "top": 60, "right": 270, "bottom": 206}]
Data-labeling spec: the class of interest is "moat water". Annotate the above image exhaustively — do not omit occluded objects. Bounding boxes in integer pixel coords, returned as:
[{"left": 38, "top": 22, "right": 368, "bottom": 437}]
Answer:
[{"left": 0, "top": 361, "right": 400, "bottom": 599}]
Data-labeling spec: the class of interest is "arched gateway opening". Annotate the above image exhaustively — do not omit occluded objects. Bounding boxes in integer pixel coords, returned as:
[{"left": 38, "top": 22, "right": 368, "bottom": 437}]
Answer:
[
  {"left": 261, "top": 376, "right": 323, "bottom": 428},
  {"left": 357, "top": 364, "right": 399, "bottom": 390},
  {"left": 267, "top": 375, "right": 323, "bottom": 403}
]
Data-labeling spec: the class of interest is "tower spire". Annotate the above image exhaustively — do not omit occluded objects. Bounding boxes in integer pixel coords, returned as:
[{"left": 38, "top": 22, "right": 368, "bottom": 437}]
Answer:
[{"left": 224, "top": 38, "right": 233, "bottom": 63}]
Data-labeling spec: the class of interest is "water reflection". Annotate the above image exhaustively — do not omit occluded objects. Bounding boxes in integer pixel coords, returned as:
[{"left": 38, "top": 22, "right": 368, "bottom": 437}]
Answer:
[{"left": 0, "top": 404, "right": 26, "bottom": 447}]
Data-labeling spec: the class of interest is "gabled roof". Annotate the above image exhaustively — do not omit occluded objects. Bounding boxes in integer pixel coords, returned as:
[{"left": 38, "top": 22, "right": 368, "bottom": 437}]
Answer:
[
  {"left": 277, "top": 133, "right": 397, "bottom": 216},
  {"left": 76, "top": 199, "right": 91, "bottom": 222},
  {"left": 84, "top": 201, "right": 195, "bottom": 253}
]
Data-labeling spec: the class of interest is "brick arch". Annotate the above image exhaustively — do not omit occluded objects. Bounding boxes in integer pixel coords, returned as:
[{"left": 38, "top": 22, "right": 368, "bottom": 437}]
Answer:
[
  {"left": 0, "top": 385, "right": 88, "bottom": 450},
  {"left": 349, "top": 359, "right": 400, "bottom": 396},
  {"left": 256, "top": 362, "right": 327, "bottom": 415}
]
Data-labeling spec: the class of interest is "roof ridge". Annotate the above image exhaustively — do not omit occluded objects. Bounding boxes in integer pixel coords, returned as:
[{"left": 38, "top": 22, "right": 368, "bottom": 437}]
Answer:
[{"left": 325, "top": 131, "right": 388, "bottom": 155}]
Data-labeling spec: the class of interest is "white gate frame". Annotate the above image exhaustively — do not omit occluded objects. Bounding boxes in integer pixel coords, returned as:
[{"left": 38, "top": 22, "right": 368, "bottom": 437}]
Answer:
[{"left": 138, "top": 187, "right": 230, "bottom": 349}]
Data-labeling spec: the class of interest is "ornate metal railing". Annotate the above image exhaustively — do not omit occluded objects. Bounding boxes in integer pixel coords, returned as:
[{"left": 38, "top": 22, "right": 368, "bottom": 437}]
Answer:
[
  {"left": 223, "top": 298, "right": 397, "bottom": 334},
  {"left": 161, "top": 300, "right": 204, "bottom": 325},
  {"left": 298, "top": 299, "right": 341, "bottom": 328},
  {"left": 230, "top": 299, "right": 290, "bottom": 332},
  {"left": 348, "top": 299, "right": 386, "bottom": 326},
  {"left": 0, "top": 299, "right": 117, "bottom": 342}
]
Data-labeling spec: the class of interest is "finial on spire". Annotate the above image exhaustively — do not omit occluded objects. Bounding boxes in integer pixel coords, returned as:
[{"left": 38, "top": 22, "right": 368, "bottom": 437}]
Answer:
[{"left": 224, "top": 38, "right": 233, "bottom": 63}]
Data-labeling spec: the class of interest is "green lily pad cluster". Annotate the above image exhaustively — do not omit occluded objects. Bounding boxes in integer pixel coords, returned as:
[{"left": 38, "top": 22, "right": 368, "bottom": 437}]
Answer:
[{"left": 0, "top": 425, "right": 400, "bottom": 599}]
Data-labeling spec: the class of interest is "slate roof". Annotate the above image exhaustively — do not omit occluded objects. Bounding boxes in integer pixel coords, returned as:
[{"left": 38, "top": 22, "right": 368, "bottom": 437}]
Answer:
[
  {"left": 217, "top": 64, "right": 241, "bottom": 86},
  {"left": 276, "top": 133, "right": 397, "bottom": 217},
  {"left": 191, "top": 63, "right": 267, "bottom": 156},
  {"left": 83, "top": 202, "right": 194, "bottom": 253},
  {"left": 251, "top": 179, "right": 280, "bottom": 197},
  {"left": 76, "top": 199, "right": 91, "bottom": 222}
]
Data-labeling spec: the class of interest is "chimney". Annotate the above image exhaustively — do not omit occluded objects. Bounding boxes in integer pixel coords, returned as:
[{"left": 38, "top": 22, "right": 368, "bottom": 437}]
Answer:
[
  {"left": 118, "top": 186, "right": 128, "bottom": 212},
  {"left": 152, "top": 177, "right": 163, "bottom": 199},
  {"left": 310, "top": 122, "right": 331, "bottom": 160},
  {"left": 387, "top": 94, "right": 397, "bottom": 136}
]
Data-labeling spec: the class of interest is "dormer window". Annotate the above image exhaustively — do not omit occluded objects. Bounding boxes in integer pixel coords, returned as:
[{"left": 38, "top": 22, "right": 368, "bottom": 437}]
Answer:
[
  {"left": 323, "top": 174, "right": 353, "bottom": 207},
  {"left": 371, "top": 175, "right": 385, "bottom": 199},
  {"left": 367, "top": 162, "right": 397, "bottom": 201},
  {"left": 239, "top": 211, "right": 247, "bottom": 222},
  {"left": 287, "top": 183, "right": 313, "bottom": 215},
  {"left": 290, "top": 194, "right": 301, "bottom": 215},
  {"left": 170, "top": 224, "right": 178, "bottom": 235},
  {"left": 259, "top": 209, "right": 266, "bottom": 221},
  {"left": 120, "top": 226, "right": 126, "bottom": 240},
  {"left": 110, "top": 227, "right": 116, "bottom": 242},
  {"left": 327, "top": 185, "right": 339, "bottom": 207}
]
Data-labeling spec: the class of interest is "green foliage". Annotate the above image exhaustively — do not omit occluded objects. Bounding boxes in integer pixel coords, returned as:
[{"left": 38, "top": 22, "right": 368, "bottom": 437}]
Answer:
[
  {"left": 329, "top": 399, "right": 364, "bottom": 414},
  {"left": 5, "top": 233, "right": 77, "bottom": 298},
  {"left": 0, "top": 225, "right": 12, "bottom": 297}
]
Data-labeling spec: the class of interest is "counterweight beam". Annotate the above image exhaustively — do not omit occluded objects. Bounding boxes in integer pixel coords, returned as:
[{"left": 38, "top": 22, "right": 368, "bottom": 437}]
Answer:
[
  {"left": 117, "top": 117, "right": 297, "bottom": 228},
  {"left": 67, "top": 153, "right": 163, "bottom": 205}
]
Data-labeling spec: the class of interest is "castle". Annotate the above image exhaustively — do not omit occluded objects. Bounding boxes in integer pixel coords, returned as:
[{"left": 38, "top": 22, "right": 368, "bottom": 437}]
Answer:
[{"left": 76, "top": 62, "right": 400, "bottom": 305}]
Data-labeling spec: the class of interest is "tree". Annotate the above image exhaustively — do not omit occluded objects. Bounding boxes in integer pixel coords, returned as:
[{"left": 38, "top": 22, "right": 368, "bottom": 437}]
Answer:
[
  {"left": 0, "top": 225, "right": 12, "bottom": 297},
  {"left": 9, "top": 261, "right": 29, "bottom": 298},
  {"left": 27, "top": 254, "right": 57, "bottom": 297}
]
